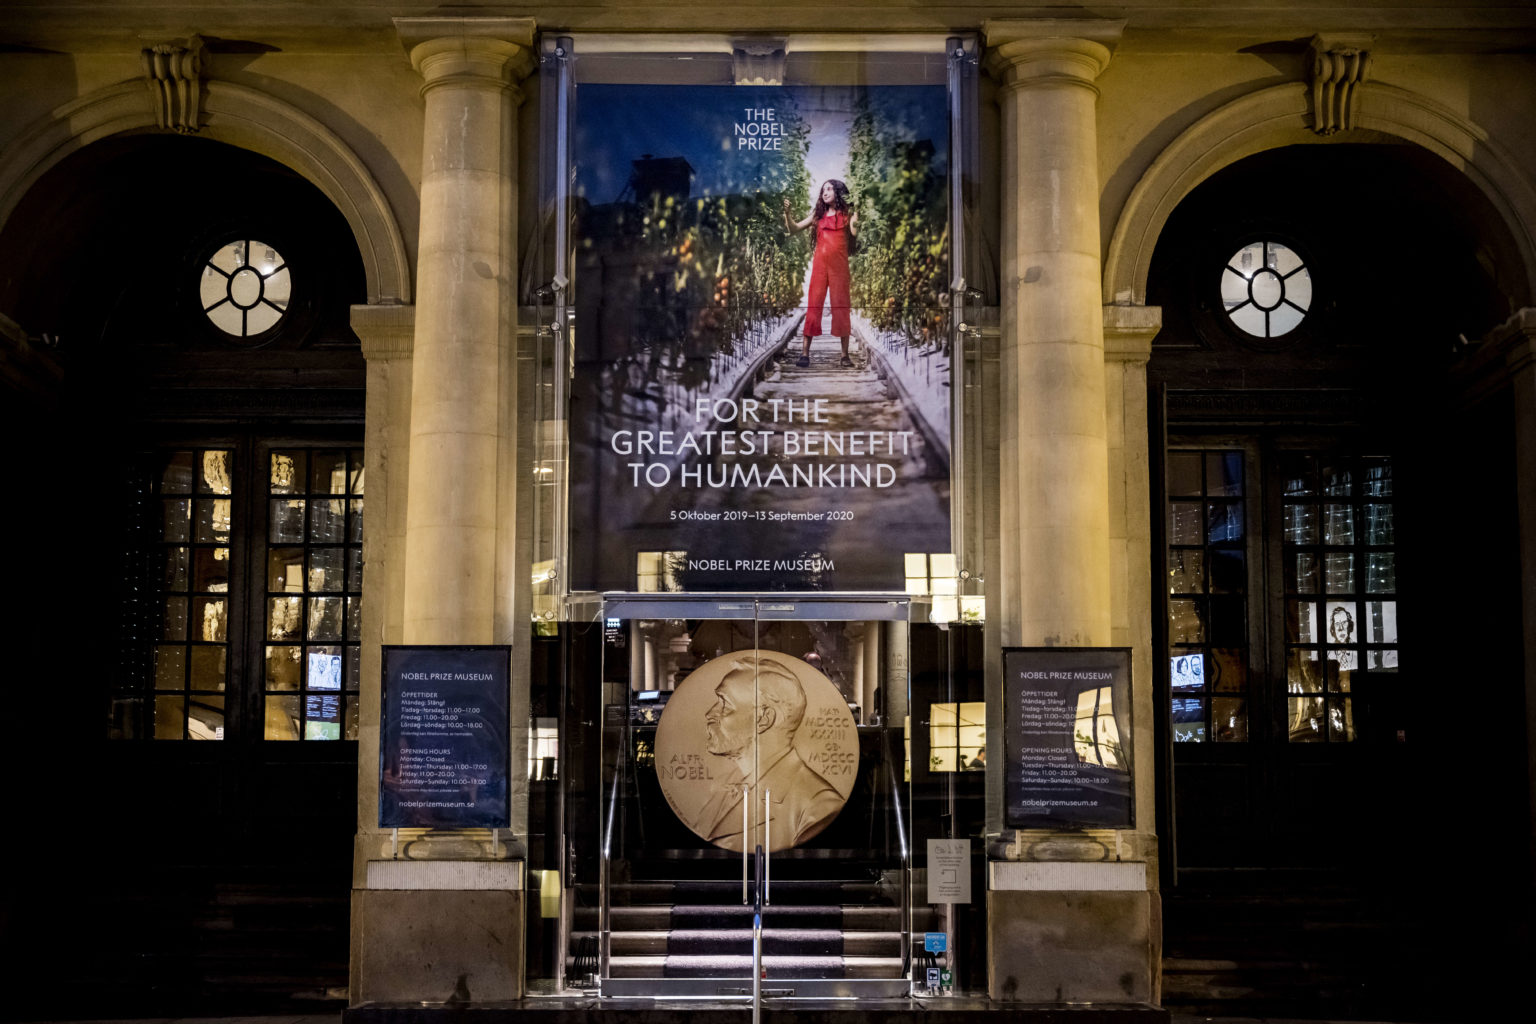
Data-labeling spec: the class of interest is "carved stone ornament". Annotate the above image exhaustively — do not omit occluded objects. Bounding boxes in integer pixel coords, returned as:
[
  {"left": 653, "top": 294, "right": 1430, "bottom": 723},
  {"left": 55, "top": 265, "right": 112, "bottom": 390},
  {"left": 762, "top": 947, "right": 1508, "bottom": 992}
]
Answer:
[
  {"left": 142, "top": 34, "right": 206, "bottom": 134},
  {"left": 1309, "top": 34, "right": 1373, "bottom": 135},
  {"left": 654, "top": 649, "right": 858, "bottom": 853},
  {"left": 732, "top": 40, "right": 787, "bottom": 86}
]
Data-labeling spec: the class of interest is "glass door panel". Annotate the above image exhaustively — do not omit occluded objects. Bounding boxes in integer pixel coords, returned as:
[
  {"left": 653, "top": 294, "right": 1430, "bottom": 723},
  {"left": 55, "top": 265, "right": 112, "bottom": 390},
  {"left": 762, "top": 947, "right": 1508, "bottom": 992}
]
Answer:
[{"left": 594, "top": 597, "right": 913, "bottom": 998}]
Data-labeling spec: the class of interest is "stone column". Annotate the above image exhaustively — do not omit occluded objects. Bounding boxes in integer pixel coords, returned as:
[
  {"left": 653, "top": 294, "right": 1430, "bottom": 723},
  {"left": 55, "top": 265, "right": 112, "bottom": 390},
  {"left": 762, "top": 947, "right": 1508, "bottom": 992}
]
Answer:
[
  {"left": 349, "top": 20, "right": 534, "bottom": 1007},
  {"left": 351, "top": 302, "right": 415, "bottom": 868},
  {"left": 983, "top": 20, "right": 1159, "bottom": 1006},
  {"left": 400, "top": 18, "right": 534, "bottom": 646},
  {"left": 987, "top": 19, "right": 1119, "bottom": 650},
  {"left": 1505, "top": 311, "right": 1536, "bottom": 908}
]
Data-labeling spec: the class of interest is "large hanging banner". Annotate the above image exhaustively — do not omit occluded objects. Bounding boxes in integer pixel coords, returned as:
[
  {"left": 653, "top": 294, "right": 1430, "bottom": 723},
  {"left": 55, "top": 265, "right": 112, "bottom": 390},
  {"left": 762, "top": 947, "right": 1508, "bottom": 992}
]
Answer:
[
  {"left": 570, "top": 84, "right": 952, "bottom": 592},
  {"left": 1002, "top": 648, "right": 1135, "bottom": 831},
  {"left": 379, "top": 646, "right": 511, "bottom": 829}
]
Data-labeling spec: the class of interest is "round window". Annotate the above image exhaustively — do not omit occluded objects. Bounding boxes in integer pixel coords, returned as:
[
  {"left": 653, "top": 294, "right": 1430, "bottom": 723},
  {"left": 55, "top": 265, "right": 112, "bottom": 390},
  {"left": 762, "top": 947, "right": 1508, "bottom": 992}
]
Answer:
[
  {"left": 1219, "top": 241, "right": 1311, "bottom": 338},
  {"left": 199, "top": 240, "right": 291, "bottom": 337}
]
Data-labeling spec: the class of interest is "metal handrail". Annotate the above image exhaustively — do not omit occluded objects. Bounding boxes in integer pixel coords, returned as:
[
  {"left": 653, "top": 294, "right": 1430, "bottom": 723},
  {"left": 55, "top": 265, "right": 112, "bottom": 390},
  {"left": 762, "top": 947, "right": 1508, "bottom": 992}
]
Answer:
[{"left": 885, "top": 754, "right": 912, "bottom": 979}]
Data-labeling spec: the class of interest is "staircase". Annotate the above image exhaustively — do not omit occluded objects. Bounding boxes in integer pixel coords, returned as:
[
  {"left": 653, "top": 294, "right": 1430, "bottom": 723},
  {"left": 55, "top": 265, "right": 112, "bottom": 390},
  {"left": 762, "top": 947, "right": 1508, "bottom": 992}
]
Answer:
[{"left": 577, "top": 863, "right": 924, "bottom": 997}]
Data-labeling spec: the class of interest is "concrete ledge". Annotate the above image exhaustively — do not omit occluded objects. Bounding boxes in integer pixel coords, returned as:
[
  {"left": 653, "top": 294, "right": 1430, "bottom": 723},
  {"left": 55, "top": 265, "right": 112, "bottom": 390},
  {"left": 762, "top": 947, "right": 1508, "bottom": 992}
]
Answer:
[
  {"left": 365, "top": 859, "right": 524, "bottom": 890},
  {"left": 989, "top": 861, "right": 1147, "bottom": 891}
]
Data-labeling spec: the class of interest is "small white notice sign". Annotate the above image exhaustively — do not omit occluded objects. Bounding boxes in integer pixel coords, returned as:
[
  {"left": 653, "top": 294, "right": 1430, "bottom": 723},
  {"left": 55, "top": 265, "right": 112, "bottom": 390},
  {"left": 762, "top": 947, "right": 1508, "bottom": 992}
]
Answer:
[{"left": 926, "top": 838, "right": 972, "bottom": 904}]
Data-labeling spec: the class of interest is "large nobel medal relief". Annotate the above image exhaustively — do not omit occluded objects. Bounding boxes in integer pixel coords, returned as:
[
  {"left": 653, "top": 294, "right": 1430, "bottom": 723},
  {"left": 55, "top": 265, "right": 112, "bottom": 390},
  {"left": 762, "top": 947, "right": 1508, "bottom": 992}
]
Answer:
[{"left": 655, "top": 650, "right": 859, "bottom": 853}]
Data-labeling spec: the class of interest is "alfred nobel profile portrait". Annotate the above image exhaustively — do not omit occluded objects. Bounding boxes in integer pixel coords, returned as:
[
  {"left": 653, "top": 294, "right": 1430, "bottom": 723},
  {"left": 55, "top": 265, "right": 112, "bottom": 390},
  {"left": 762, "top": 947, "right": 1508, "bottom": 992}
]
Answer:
[{"left": 687, "top": 654, "right": 847, "bottom": 852}]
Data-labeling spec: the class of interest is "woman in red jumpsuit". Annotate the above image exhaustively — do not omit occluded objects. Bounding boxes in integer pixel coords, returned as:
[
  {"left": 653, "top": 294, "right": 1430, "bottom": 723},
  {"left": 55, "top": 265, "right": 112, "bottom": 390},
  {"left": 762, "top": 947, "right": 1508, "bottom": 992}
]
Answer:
[{"left": 783, "top": 179, "right": 860, "bottom": 367}]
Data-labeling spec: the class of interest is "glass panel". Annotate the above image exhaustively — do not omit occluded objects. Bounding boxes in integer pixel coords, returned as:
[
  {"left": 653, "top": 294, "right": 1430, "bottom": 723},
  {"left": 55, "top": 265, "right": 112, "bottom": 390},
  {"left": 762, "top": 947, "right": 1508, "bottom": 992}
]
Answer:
[
  {"left": 1282, "top": 266, "right": 1312, "bottom": 308},
  {"left": 154, "top": 645, "right": 186, "bottom": 689},
  {"left": 310, "top": 498, "right": 346, "bottom": 543},
  {"left": 163, "top": 546, "right": 190, "bottom": 591},
  {"left": 271, "top": 451, "right": 306, "bottom": 494},
  {"left": 163, "top": 596, "right": 188, "bottom": 642},
  {"left": 311, "top": 451, "right": 348, "bottom": 494},
  {"left": 194, "top": 498, "right": 232, "bottom": 543},
  {"left": 1205, "top": 452, "right": 1242, "bottom": 496},
  {"left": 270, "top": 499, "right": 306, "bottom": 543},
  {"left": 162, "top": 498, "right": 191, "bottom": 542},
  {"left": 269, "top": 547, "right": 305, "bottom": 593},
  {"left": 1288, "top": 696, "right": 1325, "bottom": 742},
  {"left": 154, "top": 695, "right": 184, "bottom": 739},
  {"left": 247, "top": 304, "right": 281, "bottom": 334},
  {"left": 189, "top": 646, "right": 226, "bottom": 691},
  {"left": 1206, "top": 501, "right": 1243, "bottom": 542},
  {"left": 1364, "top": 504, "right": 1394, "bottom": 546},
  {"left": 1287, "top": 648, "right": 1323, "bottom": 693},
  {"left": 191, "top": 597, "right": 227, "bottom": 642},
  {"left": 307, "top": 548, "right": 345, "bottom": 592},
  {"left": 1228, "top": 304, "right": 1266, "bottom": 336},
  {"left": 1370, "top": 552, "right": 1406, "bottom": 592},
  {"left": 268, "top": 596, "right": 303, "bottom": 640},
  {"left": 306, "top": 646, "right": 343, "bottom": 690},
  {"left": 1210, "top": 648, "right": 1247, "bottom": 692},
  {"left": 206, "top": 303, "right": 243, "bottom": 335},
  {"left": 1170, "top": 652, "right": 1205, "bottom": 692},
  {"left": 1287, "top": 600, "right": 1318, "bottom": 643},
  {"left": 1212, "top": 697, "right": 1247, "bottom": 742},
  {"left": 1326, "top": 650, "right": 1356, "bottom": 692},
  {"left": 1368, "top": 648, "right": 1399, "bottom": 672},
  {"left": 349, "top": 499, "right": 365, "bottom": 543},
  {"left": 1169, "top": 598, "right": 1204, "bottom": 643},
  {"left": 1208, "top": 595, "right": 1245, "bottom": 646},
  {"left": 349, "top": 457, "right": 365, "bottom": 495},
  {"left": 347, "top": 548, "right": 364, "bottom": 592},
  {"left": 1321, "top": 461, "right": 1352, "bottom": 496},
  {"left": 266, "top": 644, "right": 302, "bottom": 690},
  {"left": 1324, "top": 552, "right": 1355, "bottom": 593},
  {"left": 1219, "top": 266, "right": 1250, "bottom": 310},
  {"left": 345, "top": 697, "right": 360, "bottom": 740},
  {"left": 199, "top": 450, "right": 233, "bottom": 494},
  {"left": 1171, "top": 697, "right": 1205, "bottom": 742},
  {"left": 1169, "top": 502, "right": 1202, "bottom": 544},
  {"left": 161, "top": 451, "right": 195, "bottom": 493},
  {"left": 1168, "top": 549, "right": 1204, "bottom": 593},
  {"left": 1365, "top": 601, "right": 1398, "bottom": 643},
  {"left": 1287, "top": 551, "right": 1319, "bottom": 593},
  {"left": 1328, "top": 698, "right": 1355, "bottom": 742},
  {"left": 305, "top": 692, "right": 343, "bottom": 739},
  {"left": 1280, "top": 454, "right": 1316, "bottom": 496},
  {"left": 346, "top": 646, "right": 361, "bottom": 690},
  {"left": 1362, "top": 458, "right": 1392, "bottom": 496},
  {"left": 189, "top": 696, "right": 225, "bottom": 740},
  {"left": 1207, "top": 549, "right": 1245, "bottom": 593},
  {"left": 1167, "top": 451, "right": 1202, "bottom": 497},
  {"left": 265, "top": 695, "right": 302, "bottom": 740},
  {"left": 308, "top": 596, "right": 344, "bottom": 640},
  {"left": 110, "top": 698, "right": 143, "bottom": 740},
  {"left": 1284, "top": 503, "right": 1317, "bottom": 544},
  {"left": 265, "top": 266, "right": 292, "bottom": 309},
  {"left": 1325, "top": 601, "right": 1358, "bottom": 645},
  {"left": 1268, "top": 303, "right": 1304, "bottom": 336},
  {"left": 1322, "top": 503, "right": 1354, "bottom": 545},
  {"left": 346, "top": 596, "right": 362, "bottom": 640},
  {"left": 193, "top": 547, "right": 229, "bottom": 592}
]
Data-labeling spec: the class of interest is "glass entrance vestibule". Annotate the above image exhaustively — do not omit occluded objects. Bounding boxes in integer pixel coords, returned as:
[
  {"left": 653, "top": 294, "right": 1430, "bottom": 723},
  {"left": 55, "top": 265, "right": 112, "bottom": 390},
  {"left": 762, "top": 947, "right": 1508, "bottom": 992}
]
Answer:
[{"left": 541, "top": 596, "right": 985, "bottom": 998}]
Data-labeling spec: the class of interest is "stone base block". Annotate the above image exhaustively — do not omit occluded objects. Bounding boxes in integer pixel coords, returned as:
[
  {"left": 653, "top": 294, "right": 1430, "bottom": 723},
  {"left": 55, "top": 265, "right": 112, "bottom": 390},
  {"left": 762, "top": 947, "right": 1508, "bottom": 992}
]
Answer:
[
  {"left": 987, "top": 889, "right": 1160, "bottom": 1003},
  {"left": 352, "top": 888, "right": 525, "bottom": 1004}
]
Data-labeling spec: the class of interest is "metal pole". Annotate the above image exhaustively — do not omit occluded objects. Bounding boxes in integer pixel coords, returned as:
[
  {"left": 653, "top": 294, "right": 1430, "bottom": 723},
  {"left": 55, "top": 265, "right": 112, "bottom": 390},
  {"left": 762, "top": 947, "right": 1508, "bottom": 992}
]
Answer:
[
  {"left": 742, "top": 783, "right": 751, "bottom": 904},
  {"left": 764, "top": 788, "right": 771, "bottom": 904}
]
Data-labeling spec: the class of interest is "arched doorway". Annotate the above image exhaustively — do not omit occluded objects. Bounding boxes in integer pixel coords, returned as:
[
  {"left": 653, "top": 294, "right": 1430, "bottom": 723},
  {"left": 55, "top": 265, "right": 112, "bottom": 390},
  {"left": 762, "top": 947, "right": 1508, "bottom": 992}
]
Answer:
[
  {"left": 1147, "top": 142, "right": 1530, "bottom": 1018},
  {"left": 1, "top": 133, "right": 368, "bottom": 1017}
]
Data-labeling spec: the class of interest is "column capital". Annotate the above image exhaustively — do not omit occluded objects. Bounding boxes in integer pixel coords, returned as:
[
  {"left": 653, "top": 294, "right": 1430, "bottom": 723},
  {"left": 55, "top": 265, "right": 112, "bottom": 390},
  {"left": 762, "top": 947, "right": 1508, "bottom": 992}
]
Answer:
[
  {"left": 983, "top": 18, "right": 1123, "bottom": 90},
  {"left": 395, "top": 17, "right": 537, "bottom": 93},
  {"left": 352, "top": 303, "right": 415, "bottom": 363},
  {"left": 1103, "top": 304, "right": 1161, "bottom": 365}
]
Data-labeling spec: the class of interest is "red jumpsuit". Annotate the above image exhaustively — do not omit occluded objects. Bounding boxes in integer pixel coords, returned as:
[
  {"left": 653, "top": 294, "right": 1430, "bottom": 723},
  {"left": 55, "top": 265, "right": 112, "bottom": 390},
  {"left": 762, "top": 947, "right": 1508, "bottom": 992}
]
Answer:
[{"left": 804, "top": 211, "right": 851, "bottom": 338}]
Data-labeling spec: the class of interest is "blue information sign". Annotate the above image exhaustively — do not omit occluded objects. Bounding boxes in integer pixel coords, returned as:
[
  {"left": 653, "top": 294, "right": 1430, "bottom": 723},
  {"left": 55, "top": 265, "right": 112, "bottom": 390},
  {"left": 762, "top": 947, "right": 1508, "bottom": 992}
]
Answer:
[
  {"left": 924, "top": 932, "right": 948, "bottom": 954},
  {"left": 380, "top": 646, "right": 511, "bottom": 828}
]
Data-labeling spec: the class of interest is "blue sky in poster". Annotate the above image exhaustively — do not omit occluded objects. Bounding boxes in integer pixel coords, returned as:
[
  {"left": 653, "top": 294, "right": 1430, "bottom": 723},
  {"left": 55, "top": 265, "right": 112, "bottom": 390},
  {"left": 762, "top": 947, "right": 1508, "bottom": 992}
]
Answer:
[{"left": 575, "top": 84, "right": 948, "bottom": 207}]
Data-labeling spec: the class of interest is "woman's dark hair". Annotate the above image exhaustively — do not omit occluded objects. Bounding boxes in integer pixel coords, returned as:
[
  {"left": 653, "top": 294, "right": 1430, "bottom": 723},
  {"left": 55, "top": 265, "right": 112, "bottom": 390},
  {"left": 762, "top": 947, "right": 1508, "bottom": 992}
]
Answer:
[{"left": 812, "top": 178, "right": 851, "bottom": 220}]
